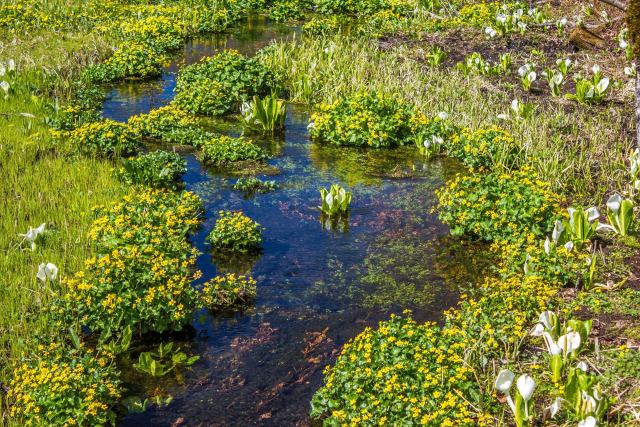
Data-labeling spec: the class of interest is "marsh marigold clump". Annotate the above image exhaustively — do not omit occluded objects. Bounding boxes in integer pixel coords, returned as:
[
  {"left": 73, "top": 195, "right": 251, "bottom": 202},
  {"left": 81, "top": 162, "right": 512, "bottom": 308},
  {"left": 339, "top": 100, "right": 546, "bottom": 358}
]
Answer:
[
  {"left": 199, "top": 135, "right": 267, "bottom": 166},
  {"left": 9, "top": 343, "right": 122, "bottom": 426},
  {"left": 52, "top": 189, "right": 203, "bottom": 334},
  {"left": 208, "top": 210, "right": 262, "bottom": 252},
  {"left": 83, "top": 41, "right": 167, "bottom": 83},
  {"left": 444, "top": 126, "right": 516, "bottom": 170},
  {"left": 200, "top": 273, "right": 257, "bottom": 309},
  {"left": 53, "top": 119, "right": 139, "bottom": 157},
  {"left": 310, "top": 312, "right": 492, "bottom": 426},
  {"left": 173, "top": 50, "right": 276, "bottom": 115},
  {"left": 308, "top": 92, "right": 417, "bottom": 148},
  {"left": 436, "top": 167, "right": 563, "bottom": 243},
  {"left": 127, "top": 105, "right": 213, "bottom": 147},
  {"left": 120, "top": 15, "right": 187, "bottom": 51},
  {"left": 445, "top": 275, "right": 558, "bottom": 358}
]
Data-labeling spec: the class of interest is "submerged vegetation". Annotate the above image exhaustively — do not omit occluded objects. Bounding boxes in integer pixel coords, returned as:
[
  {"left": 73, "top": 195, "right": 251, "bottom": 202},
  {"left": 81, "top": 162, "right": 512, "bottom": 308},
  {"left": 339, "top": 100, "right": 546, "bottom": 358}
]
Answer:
[{"left": 2, "top": 0, "right": 640, "bottom": 425}]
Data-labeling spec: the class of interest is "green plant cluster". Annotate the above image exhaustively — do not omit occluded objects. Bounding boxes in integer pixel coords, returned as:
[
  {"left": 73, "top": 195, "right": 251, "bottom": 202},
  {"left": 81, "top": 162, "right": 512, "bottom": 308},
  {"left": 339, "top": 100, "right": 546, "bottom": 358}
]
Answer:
[
  {"left": 51, "top": 189, "right": 203, "bottom": 334},
  {"left": 208, "top": 210, "right": 262, "bottom": 252},
  {"left": 0, "top": 0, "right": 241, "bottom": 36},
  {"left": 446, "top": 275, "right": 558, "bottom": 359},
  {"left": 128, "top": 105, "right": 214, "bottom": 147},
  {"left": 173, "top": 50, "right": 276, "bottom": 116},
  {"left": 264, "top": 0, "right": 413, "bottom": 24},
  {"left": 314, "top": 0, "right": 413, "bottom": 16},
  {"left": 133, "top": 341, "right": 199, "bottom": 378},
  {"left": 301, "top": 16, "right": 344, "bottom": 35},
  {"left": 77, "top": 2, "right": 244, "bottom": 83},
  {"left": 200, "top": 273, "right": 258, "bottom": 309},
  {"left": 172, "top": 77, "right": 228, "bottom": 116},
  {"left": 311, "top": 312, "right": 491, "bottom": 426},
  {"left": 356, "top": 9, "right": 414, "bottom": 38},
  {"left": 8, "top": 343, "right": 122, "bottom": 427},
  {"left": 269, "top": 0, "right": 308, "bottom": 21},
  {"left": 604, "top": 350, "right": 640, "bottom": 383},
  {"left": 241, "top": 94, "right": 287, "bottom": 132},
  {"left": 233, "top": 177, "right": 277, "bottom": 195},
  {"left": 52, "top": 119, "right": 139, "bottom": 157},
  {"left": 120, "top": 16, "right": 187, "bottom": 52},
  {"left": 447, "top": 2, "right": 530, "bottom": 29},
  {"left": 436, "top": 167, "right": 562, "bottom": 243},
  {"left": 83, "top": 41, "right": 167, "bottom": 83},
  {"left": 495, "top": 239, "right": 592, "bottom": 288},
  {"left": 309, "top": 92, "right": 421, "bottom": 148},
  {"left": 48, "top": 81, "right": 104, "bottom": 131},
  {"left": 114, "top": 150, "right": 187, "bottom": 190},
  {"left": 0, "top": 3, "right": 53, "bottom": 34},
  {"left": 199, "top": 135, "right": 267, "bottom": 166},
  {"left": 444, "top": 126, "right": 516, "bottom": 170}
]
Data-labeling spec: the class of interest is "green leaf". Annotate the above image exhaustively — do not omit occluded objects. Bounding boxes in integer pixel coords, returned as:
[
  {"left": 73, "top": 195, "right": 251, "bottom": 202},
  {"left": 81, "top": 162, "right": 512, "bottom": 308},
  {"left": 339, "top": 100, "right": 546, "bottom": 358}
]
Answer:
[{"left": 69, "top": 327, "right": 81, "bottom": 350}]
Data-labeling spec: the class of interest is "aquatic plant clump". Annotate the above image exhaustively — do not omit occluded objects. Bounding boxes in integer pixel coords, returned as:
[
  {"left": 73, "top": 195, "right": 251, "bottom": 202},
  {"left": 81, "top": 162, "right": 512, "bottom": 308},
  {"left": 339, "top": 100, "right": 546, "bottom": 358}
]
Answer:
[
  {"left": 88, "top": 189, "right": 203, "bottom": 252},
  {"left": 199, "top": 135, "right": 267, "bottom": 166},
  {"left": 200, "top": 273, "right": 257, "bottom": 309},
  {"left": 128, "top": 105, "right": 198, "bottom": 136},
  {"left": 172, "top": 77, "right": 228, "bottom": 116},
  {"left": 320, "top": 184, "right": 352, "bottom": 216},
  {"left": 128, "top": 105, "right": 213, "bottom": 147},
  {"left": 174, "top": 50, "right": 276, "bottom": 115},
  {"left": 233, "top": 177, "right": 277, "bottom": 194},
  {"left": 310, "top": 313, "right": 491, "bottom": 426},
  {"left": 55, "top": 246, "right": 201, "bottom": 334},
  {"left": 50, "top": 190, "right": 203, "bottom": 334},
  {"left": 436, "top": 167, "right": 562, "bottom": 243},
  {"left": 241, "top": 94, "right": 287, "bottom": 131},
  {"left": 114, "top": 150, "right": 187, "bottom": 190},
  {"left": 308, "top": 92, "right": 420, "bottom": 148},
  {"left": 8, "top": 344, "right": 122, "bottom": 427},
  {"left": 54, "top": 118, "right": 139, "bottom": 157},
  {"left": 208, "top": 210, "right": 262, "bottom": 252},
  {"left": 444, "top": 126, "right": 517, "bottom": 170},
  {"left": 120, "top": 15, "right": 188, "bottom": 51},
  {"left": 83, "top": 41, "right": 166, "bottom": 82}
]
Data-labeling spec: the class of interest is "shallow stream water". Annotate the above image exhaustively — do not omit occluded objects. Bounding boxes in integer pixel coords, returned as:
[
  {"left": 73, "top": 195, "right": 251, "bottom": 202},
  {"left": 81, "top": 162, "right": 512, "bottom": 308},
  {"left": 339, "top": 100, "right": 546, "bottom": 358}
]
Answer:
[{"left": 102, "top": 16, "right": 487, "bottom": 426}]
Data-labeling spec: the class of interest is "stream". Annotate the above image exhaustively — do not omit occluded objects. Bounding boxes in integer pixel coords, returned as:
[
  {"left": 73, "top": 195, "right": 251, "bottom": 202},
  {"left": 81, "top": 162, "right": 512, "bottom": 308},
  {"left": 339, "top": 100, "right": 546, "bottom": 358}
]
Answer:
[{"left": 102, "top": 15, "right": 487, "bottom": 427}]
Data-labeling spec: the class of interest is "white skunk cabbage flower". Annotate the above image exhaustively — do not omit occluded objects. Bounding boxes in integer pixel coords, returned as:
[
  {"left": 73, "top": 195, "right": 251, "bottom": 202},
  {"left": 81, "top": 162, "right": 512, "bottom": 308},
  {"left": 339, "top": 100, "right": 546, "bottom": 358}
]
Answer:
[
  {"left": 19, "top": 223, "right": 46, "bottom": 250},
  {"left": 539, "top": 311, "right": 556, "bottom": 331},
  {"left": 516, "top": 374, "right": 536, "bottom": 402},
  {"left": 37, "top": 263, "right": 58, "bottom": 282},
  {"left": 578, "top": 416, "right": 597, "bottom": 427},
  {"left": 495, "top": 369, "right": 515, "bottom": 393},
  {"left": 547, "top": 396, "right": 561, "bottom": 418},
  {"left": 558, "top": 331, "right": 581, "bottom": 354}
]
